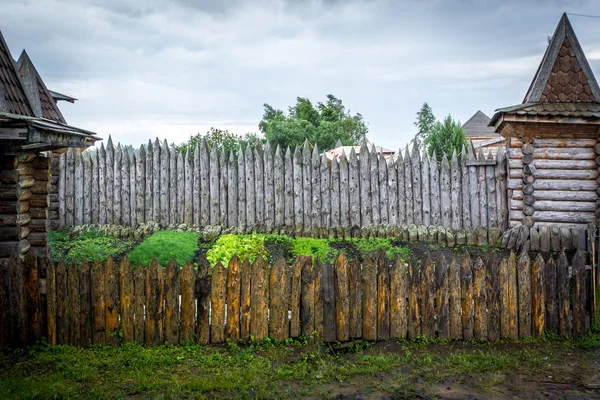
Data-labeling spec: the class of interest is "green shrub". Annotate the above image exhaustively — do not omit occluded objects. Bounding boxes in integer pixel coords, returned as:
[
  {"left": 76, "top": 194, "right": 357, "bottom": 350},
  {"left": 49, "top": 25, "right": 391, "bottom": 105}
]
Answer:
[
  {"left": 206, "top": 234, "right": 268, "bottom": 267},
  {"left": 291, "top": 237, "right": 332, "bottom": 262},
  {"left": 49, "top": 229, "right": 135, "bottom": 264},
  {"left": 127, "top": 230, "right": 199, "bottom": 267}
]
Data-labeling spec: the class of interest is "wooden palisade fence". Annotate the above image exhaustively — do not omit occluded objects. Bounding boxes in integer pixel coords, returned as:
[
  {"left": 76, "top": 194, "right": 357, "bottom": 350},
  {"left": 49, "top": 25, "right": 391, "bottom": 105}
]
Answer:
[
  {"left": 0, "top": 250, "right": 592, "bottom": 348},
  {"left": 57, "top": 138, "right": 507, "bottom": 236}
]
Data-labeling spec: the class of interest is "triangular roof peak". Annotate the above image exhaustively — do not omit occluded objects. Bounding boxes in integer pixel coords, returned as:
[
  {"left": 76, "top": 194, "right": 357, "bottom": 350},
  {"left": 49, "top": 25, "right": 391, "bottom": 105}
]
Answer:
[
  {"left": 524, "top": 13, "right": 600, "bottom": 103},
  {"left": 16, "top": 50, "right": 66, "bottom": 123}
]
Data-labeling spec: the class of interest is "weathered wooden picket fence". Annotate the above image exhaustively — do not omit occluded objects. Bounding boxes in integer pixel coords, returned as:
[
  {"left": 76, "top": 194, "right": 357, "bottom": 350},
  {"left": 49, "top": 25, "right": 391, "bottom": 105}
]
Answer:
[
  {"left": 0, "top": 250, "right": 592, "bottom": 348},
  {"left": 57, "top": 138, "right": 507, "bottom": 234}
]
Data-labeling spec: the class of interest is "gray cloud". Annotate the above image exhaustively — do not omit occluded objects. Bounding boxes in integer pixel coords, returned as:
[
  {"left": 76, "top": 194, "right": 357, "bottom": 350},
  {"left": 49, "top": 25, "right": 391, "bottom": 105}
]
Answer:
[{"left": 1, "top": 0, "right": 599, "bottom": 148}]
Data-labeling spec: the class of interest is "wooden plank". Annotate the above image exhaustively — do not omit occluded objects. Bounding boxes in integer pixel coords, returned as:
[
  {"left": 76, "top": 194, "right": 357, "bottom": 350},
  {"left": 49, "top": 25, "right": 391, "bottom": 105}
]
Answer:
[
  {"left": 461, "top": 253, "right": 474, "bottom": 340},
  {"left": 510, "top": 200, "right": 596, "bottom": 212},
  {"left": 180, "top": 263, "right": 196, "bottom": 343},
  {"left": 200, "top": 140, "right": 210, "bottom": 226},
  {"left": 165, "top": 259, "right": 180, "bottom": 345},
  {"left": 436, "top": 255, "right": 450, "bottom": 339},
  {"left": 145, "top": 141, "right": 154, "bottom": 222},
  {"left": 46, "top": 261, "right": 57, "bottom": 345},
  {"left": 390, "top": 258, "right": 408, "bottom": 338},
  {"left": 209, "top": 145, "right": 220, "bottom": 226},
  {"left": 301, "top": 256, "right": 315, "bottom": 340},
  {"left": 362, "top": 253, "right": 377, "bottom": 340},
  {"left": 145, "top": 259, "right": 164, "bottom": 345},
  {"left": 237, "top": 146, "right": 246, "bottom": 229},
  {"left": 404, "top": 149, "right": 413, "bottom": 224},
  {"left": 477, "top": 150, "right": 488, "bottom": 228},
  {"left": 487, "top": 255, "right": 500, "bottom": 340},
  {"left": 468, "top": 143, "right": 480, "bottom": 227},
  {"left": 91, "top": 260, "right": 105, "bottom": 345},
  {"left": 133, "top": 264, "right": 145, "bottom": 344},
  {"left": 499, "top": 257, "right": 510, "bottom": 338},
  {"left": 210, "top": 262, "right": 226, "bottom": 344},
  {"left": 508, "top": 179, "right": 597, "bottom": 191},
  {"left": 59, "top": 151, "right": 66, "bottom": 226},
  {"left": 349, "top": 148, "right": 361, "bottom": 227},
  {"left": 508, "top": 147, "right": 596, "bottom": 160},
  {"left": 136, "top": 147, "right": 146, "bottom": 224},
  {"left": 227, "top": 152, "right": 238, "bottom": 228},
  {"left": 250, "top": 256, "right": 269, "bottom": 341},
  {"left": 460, "top": 147, "right": 472, "bottom": 229},
  {"left": 517, "top": 250, "right": 532, "bottom": 338},
  {"left": 105, "top": 257, "right": 119, "bottom": 345},
  {"left": 290, "top": 257, "right": 302, "bottom": 337},
  {"left": 274, "top": 145, "right": 284, "bottom": 229},
  {"left": 512, "top": 138, "right": 597, "bottom": 147},
  {"left": 421, "top": 150, "right": 430, "bottom": 226},
  {"left": 411, "top": 146, "right": 422, "bottom": 225},
  {"left": 240, "top": 258, "right": 251, "bottom": 340},
  {"left": 387, "top": 157, "right": 398, "bottom": 226},
  {"left": 302, "top": 142, "right": 312, "bottom": 231},
  {"left": 348, "top": 258, "right": 362, "bottom": 338},
  {"left": 193, "top": 143, "right": 201, "bottom": 225},
  {"left": 269, "top": 257, "right": 288, "bottom": 340},
  {"left": 254, "top": 145, "right": 264, "bottom": 230},
  {"left": 65, "top": 147, "right": 75, "bottom": 226},
  {"left": 448, "top": 256, "right": 462, "bottom": 339},
  {"left": 184, "top": 149, "right": 193, "bottom": 225},
  {"left": 322, "top": 261, "right": 336, "bottom": 342},
  {"left": 510, "top": 210, "right": 595, "bottom": 224},
  {"left": 495, "top": 146, "right": 506, "bottom": 230},
  {"left": 429, "top": 153, "right": 441, "bottom": 226},
  {"left": 556, "top": 252, "right": 571, "bottom": 337},
  {"left": 245, "top": 145, "right": 256, "bottom": 229},
  {"left": 113, "top": 145, "right": 122, "bottom": 225},
  {"left": 370, "top": 146, "right": 381, "bottom": 225},
  {"left": 421, "top": 255, "right": 435, "bottom": 338},
  {"left": 473, "top": 257, "right": 487, "bottom": 340},
  {"left": 314, "top": 259, "right": 323, "bottom": 340},
  {"left": 545, "top": 256, "right": 559, "bottom": 333},
  {"left": 321, "top": 150, "right": 331, "bottom": 228},
  {"left": 83, "top": 153, "right": 92, "bottom": 224},
  {"left": 331, "top": 156, "right": 341, "bottom": 227},
  {"left": 508, "top": 158, "right": 597, "bottom": 170},
  {"left": 284, "top": 147, "right": 293, "bottom": 228},
  {"left": 509, "top": 168, "right": 598, "bottom": 180},
  {"left": 531, "top": 253, "right": 546, "bottom": 337},
  {"left": 311, "top": 145, "right": 321, "bottom": 228},
  {"left": 219, "top": 150, "right": 228, "bottom": 226},
  {"left": 335, "top": 253, "right": 350, "bottom": 341},
  {"left": 170, "top": 145, "right": 178, "bottom": 224},
  {"left": 450, "top": 151, "right": 462, "bottom": 229},
  {"left": 408, "top": 260, "right": 420, "bottom": 338},
  {"left": 56, "top": 260, "right": 68, "bottom": 345},
  {"left": 376, "top": 252, "right": 390, "bottom": 340},
  {"left": 196, "top": 256, "right": 211, "bottom": 344},
  {"left": 121, "top": 148, "right": 131, "bottom": 226},
  {"left": 8, "top": 254, "right": 26, "bottom": 346},
  {"left": 23, "top": 254, "right": 41, "bottom": 343},
  {"left": 226, "top": 255, "right": 242, "bottom": 341},
  {"left": 360, "top": 145, "right": 372, "bottom": 226},
  {"left": 152, "top": 139, "right": 161, "bottom": 224},
  {"left": 119, "top": 257, "right": 134, "bottom": 343},
  {"left": 440, "top": 154, "right": 451, "bottom": 227},
  {"left": 572, "top": 252, "right": 587, "bottom": 337},
  {"left": 91, "top": 151, "right": 99, "bottom": 224}
]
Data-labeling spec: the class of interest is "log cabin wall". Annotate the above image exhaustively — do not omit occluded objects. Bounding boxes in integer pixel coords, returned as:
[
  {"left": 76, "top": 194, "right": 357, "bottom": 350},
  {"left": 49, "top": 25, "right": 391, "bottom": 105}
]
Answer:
[
  {"left": 507, "top": 135, "right": 598, "bottom": 229},
  {"left": 0, "top": 151, "right": 50, "bottom": 267}
]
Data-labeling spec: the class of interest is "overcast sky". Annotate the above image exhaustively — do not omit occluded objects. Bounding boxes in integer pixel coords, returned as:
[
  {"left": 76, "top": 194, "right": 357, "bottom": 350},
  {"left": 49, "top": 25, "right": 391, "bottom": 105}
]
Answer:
[{"left": 2, "top": 0, "right": 600, "bottom": 150}]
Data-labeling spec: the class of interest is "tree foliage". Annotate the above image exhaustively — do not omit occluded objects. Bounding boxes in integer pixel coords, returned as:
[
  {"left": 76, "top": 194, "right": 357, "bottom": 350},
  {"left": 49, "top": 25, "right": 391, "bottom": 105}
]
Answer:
[
  {"left": 423, "top": 115, "right": 467, "bottom": 162},
  {"left": 413, "top": 102, "right": 436, "bottom": 148},
  {"left": 259, "top": 94, "right": 368, "bottom": 151},
  {"left": 176, "top": 128, "right": 261, "bottom": 157}
]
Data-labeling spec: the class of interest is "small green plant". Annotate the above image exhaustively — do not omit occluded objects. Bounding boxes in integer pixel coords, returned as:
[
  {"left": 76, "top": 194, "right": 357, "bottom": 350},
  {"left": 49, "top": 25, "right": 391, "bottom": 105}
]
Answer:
[
  {"left": 49, "top": 229, "right": 135, "bottom": 263},
  {"left": 291, "top": 237, "right": 333, "bottom": 262},
  {"left": 127, "top": 230, "right": 199, "bottom": 267},
  {"left": 206, "top": 234, "right": 269, "bottom": 266}
]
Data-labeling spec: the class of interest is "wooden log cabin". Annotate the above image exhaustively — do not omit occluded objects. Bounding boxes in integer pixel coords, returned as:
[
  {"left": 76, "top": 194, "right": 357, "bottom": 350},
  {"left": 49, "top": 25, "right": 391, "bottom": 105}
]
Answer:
[
  {"left": 0, "top": 31, "right": 99, "bottom": 266},
  {"left": 491, "top": 13, "right": 600, "bottom": 230}
]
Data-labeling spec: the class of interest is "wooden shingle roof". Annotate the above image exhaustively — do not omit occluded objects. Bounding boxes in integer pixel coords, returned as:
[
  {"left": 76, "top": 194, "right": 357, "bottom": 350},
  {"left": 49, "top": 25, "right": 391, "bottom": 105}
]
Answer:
[
  {"left": 462, "top": 110, "right": 497, "bottom": 137},
  {"left": 0, "top": 31, "right": 33, "bottom": 116}
]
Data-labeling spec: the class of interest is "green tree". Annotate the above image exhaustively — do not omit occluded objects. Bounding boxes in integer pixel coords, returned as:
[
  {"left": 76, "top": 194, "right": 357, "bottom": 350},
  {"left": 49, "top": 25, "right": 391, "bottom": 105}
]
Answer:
[
  {"left": 423, "top": 115, "right": 466, "bottom": 162},
  {"left": 259, "top": 94, "right": 368, "bottom": 151},
  {"left": 413, "top": 102, "right": 436, "bottom": 148},
  {"left": 176, "top": 128, "right": 261, "bottom": 157}
]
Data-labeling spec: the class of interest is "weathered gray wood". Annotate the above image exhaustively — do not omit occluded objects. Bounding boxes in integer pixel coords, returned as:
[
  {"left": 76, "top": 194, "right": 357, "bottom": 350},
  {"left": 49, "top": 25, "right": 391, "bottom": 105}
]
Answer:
[
  {"left": 411, "top": 145, "right": 422, "bottom": 225},
  {"left": 237, "top": 146, "right": 246, "bottom": 229},
  {"left": 404, "top": 148, "right": 413, "bottom": 224},
  {"left": 144, "top": 141, "right": 153, "bottom": 223},
  {"left": 293, "top": 146, "right": 303, "bottom": 229},
  {"left": 160, "top": 140, "right": 170, "bottom": 225},
  {"left": 511, "top": 138, "right": 597, "bottom": 148},
  {"left": 484, "top": 151, "right": 497, "bottom": 229},
  {"left": 245, "top": 145, "right": 256, "bottom": 229},
  {"left": 511, "top": 199, "right": 596, "bottom": 212},
  {"left": 121, "top": 148, "right": 130, "bottom": 226},
  {"left": 496, "top": 146, "right": 506, "bottom": 230},
  {"left": 58, "top": 151, "right": 66, "bottom": 226},
  {"left": 397, "top": 151, "right": 406, "bottom": 225},
  {"left": 331, "top": 156, "right": 341, "bottom": 227},
  {"left": 387, "top": 157, "right": 398, "bottom": 226},
  {"left": 193, "top": 143, "right": 201, "bottom": 225},
  {"left": 450, "top": 151, "right": 461, "bottom": 229},
  {"left": 508, "top": 147, "right": 595, "bottom": 160},
  {"left": 512, "top": 190, "right": 597, "bottom": 202},
  {"left": 360, "top": 144, "right": 371, "bottom": 226},
  {"left": 321, "top": 151, "right": 331, "bottom": 228},
  {"left": 475, "top": 149, "right": 486, "bottom": 228},
  {"left": 136, "top": 148, "right": 147, "bottom": 225},
  {"left": 65, "top": 147, "right": 75, "bottom": 226},
  {"left": 428, "top": 152, "right": 440, "bottom": 226},
  {"left": 440, "top": 154, "right": 451, "bottom": 228},
  {"left": 370, "top": 145, "right": 381, "bottom": 225},
  {"left": 219, "top": 150, "right": 228, "bottom": 226},
  {"left": 174, "top": 151, "right": 183, "bottom": 224},
  {"left": 302, "top": 141, "right": 312, "bottom": 230},
  {"left": 83, "top": 153, "right": 92, "bottom": 225},
  {"left": 91, "top": 151, "right": 99, "bottom": 224},
  {"left": 264, "top": 142, "right": 274, "bottom": 231},
  {"left": 254, "top": 144, "right": 264, "bottom": 230},
  {"left": 209, "top": 144, "right": 220, "bottom": 226},
  {"left": 170, "top": 145, "right": 178, "bottom": 224},
  {"left": 129, "top": 153, "right": 136, "bottom": 226},
  {"left": 378, "top": 153, "right": 389, "bottom": 225},
  {"left": 511, "top": 210, "right": 595, "bottom": 224},
  {"left": 152, "top": 139, "right": 161, "bottom": 225},
  {"left": 508, "top": 158, "right": 597, "bottom": 170},
  {"left": 199, "top": 139, "right": 210, "bottom": 226},
  {"left": 228, "top": 151, "right": 238, "bottom": 227},
  {"left": 418, "top": 150, "right": 429, "bottom": 226},
  {"left": 349, "top": 148, "right": 360, "bottom": 227},
  {"left": 507, "top": 179, "right": 597, "bottom": 191},
  {"left": 75, "top": 149, "right": 84, "bottom": 226},
  {"left": 274, "top": 145, "right": 284, "bottom": 229},
  {"left": 517, "top": 250, "right": 531, "bottom": 338},
  {"left": 311, "top": 144, "right": 321, "bottom": 228},
  {"left": 184, "top": 149, "right": 193, "bottom": 225},
  {"left": 468, "top": 142, "right": 480, "bottom": 227},
  {"left": 284, "top": 147, "right": 293, "bottom": 228},
  {"left": 509, "top": 168, "right": 598, "bottom": 180},
  {"left": 461, "top": 147, "right": 471, "bottom": 229}
]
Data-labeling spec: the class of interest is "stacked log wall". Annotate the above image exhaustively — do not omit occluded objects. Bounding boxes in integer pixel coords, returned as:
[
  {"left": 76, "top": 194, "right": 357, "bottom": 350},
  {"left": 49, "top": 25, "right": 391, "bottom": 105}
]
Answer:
[{"left": 507, "top": 137, "right": 598, "bottom": 228}]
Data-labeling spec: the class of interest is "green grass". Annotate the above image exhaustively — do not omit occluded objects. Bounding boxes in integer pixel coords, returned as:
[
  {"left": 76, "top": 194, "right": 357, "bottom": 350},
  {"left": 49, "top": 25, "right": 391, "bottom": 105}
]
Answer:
[
  {"left": 127, "top": 230, "right": 199, "bottom": 267},
  {"left": 48, "top": 229, "right": 136, "bottom": 264},
  {"left": 0, "top": 339, "right": 584, "bottom": 399},
  {"left": 291, "top": 237, "right": 333, "bottom": 262}
]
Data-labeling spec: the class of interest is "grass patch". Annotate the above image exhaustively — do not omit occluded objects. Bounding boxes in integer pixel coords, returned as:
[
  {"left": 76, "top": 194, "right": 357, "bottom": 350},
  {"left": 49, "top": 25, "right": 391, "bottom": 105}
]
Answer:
[
  {"left": 127, "top": 230, "right": 199, "bottom": 267},
  {"left": 206, "top": 234, "right": 269, "bottom": 266},
  {"left": 48, "top": 229, "right": 136, "bottom": 264}
]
